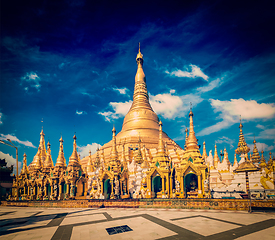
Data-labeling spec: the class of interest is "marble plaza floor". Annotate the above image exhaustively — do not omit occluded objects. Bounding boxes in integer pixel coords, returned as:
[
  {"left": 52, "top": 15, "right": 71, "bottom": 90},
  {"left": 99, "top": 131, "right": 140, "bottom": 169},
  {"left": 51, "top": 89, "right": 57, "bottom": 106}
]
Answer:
[{"left": 0, "top": 206, "right": 275, "bottom": 240}]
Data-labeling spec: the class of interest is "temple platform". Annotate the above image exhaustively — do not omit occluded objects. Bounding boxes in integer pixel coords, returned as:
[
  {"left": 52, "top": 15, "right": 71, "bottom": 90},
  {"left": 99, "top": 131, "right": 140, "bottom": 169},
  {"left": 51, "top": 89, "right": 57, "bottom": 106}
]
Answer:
[{"left": 0, "top": 206, "right": 275, "bottom": 240}]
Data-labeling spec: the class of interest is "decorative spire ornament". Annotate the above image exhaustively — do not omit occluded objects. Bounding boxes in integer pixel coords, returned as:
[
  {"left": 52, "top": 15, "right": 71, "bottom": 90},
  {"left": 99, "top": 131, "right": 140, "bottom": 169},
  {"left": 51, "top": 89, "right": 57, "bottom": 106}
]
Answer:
[{"left": 55, "top": 136, "right": 66, "bottom": 168}]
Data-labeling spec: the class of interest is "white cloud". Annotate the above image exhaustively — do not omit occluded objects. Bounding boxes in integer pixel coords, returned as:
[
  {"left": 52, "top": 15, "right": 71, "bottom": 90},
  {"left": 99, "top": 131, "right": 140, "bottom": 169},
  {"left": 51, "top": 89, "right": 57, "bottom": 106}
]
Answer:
[
  {"left": 166, "top": 64, "right": 209, "bottom": 81},
  {"left": 198, "top": 99, "right": 275, "bottom": 136},
  {"left": 113, "top": 87, "right": 129, "bottom": 95},
  {"left": 258, "top": 128, "right": 275, "bottom": 140},
  {"left": 78, "top": 143, "right": 102, "bottom": 157},
  {"left": 197, "top": 119, "right": 233, "bottom": 137},
  {"left": 0, "top": 151, "right": 22, "bottom": 175},
  {"left": 0, "top": 134, "right": 36, "bottom": 148},
  {"left": 170, "top": 89, "right": 176, "bottom": 94},
  {"left": 215, "top": 136, "right": 235, "bottom": 149},
  {"left": 150, "top": 93, "right": 183, "bottom": 119},
  {"left": 256, "top": 124, "right": 265, "bottom": 129},
  {"left": 0, "top": 112, "right": 3, "bottom": 125},
  {"left": 210, "top": 98, "right": 275, "bottom": 120},
  {"left": 21, "top": 72, "right": 41, "bottom": 91},
  {"left": 76, "top": 110, "right": 87, "bottom": 115},
  {"left": 98, "top": 101, "right": 132, "bottom": 122},
  {"left": 196, "top": 78, "right": 221, "bottom": 93}
]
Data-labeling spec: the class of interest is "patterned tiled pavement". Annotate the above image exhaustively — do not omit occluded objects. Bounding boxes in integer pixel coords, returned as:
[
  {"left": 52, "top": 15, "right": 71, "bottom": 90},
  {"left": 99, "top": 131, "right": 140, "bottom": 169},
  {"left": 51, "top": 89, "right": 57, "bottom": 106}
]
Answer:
[{"left": 0, "top": 206, "right": 275, "bottom": 239}]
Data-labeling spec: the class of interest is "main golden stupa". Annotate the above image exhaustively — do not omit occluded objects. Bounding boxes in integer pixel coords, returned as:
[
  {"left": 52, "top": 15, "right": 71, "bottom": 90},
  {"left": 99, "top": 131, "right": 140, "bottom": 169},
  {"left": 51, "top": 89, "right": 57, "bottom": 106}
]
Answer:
[{"left": 81, "top": 45, "right": 181, "bottom": 166}]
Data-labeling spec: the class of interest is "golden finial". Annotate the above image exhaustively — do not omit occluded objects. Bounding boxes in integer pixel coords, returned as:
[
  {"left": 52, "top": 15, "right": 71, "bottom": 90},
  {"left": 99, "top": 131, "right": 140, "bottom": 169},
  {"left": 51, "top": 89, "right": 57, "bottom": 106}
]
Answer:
[
  {"left": 136, "top": 42, "right": 143, "bottom": 63},
  {"left": 189, "top": 102, "right": 193, "bottom": 117}
]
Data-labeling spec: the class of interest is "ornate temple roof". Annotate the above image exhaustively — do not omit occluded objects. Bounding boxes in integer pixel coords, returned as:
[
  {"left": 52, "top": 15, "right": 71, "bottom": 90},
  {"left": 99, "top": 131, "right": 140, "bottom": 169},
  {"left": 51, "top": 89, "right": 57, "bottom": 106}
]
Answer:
[{"left": 234, "top": 157, "right": 259, "bottom": 173}]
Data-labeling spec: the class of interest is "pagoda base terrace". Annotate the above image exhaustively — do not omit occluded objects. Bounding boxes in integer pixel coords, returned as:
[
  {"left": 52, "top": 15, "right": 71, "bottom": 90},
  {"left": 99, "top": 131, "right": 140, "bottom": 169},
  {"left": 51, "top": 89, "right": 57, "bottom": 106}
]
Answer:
[{"left": 1, "top": 198, "right": 275, "bottom": 211}]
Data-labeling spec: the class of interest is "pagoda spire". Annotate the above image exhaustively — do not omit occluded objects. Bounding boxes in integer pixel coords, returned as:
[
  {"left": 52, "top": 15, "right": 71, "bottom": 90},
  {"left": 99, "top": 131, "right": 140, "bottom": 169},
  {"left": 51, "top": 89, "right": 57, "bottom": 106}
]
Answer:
[
  {"left": 233, "top": 153, "right": 239, "bottom": 169},
  {"left": 68, "top": 135, "right": 80, "bottom": 166},
  {"left": 235, "top": 118, "right": 250, "bottom": 156},
  {"left": 21, "top": 153, "right": 29, "bottom": 175},
  {"left": 44, "top": 141, "right": 54, "bottom": 169},
  {"left": 186, "top": 107, "right": 199, "bottom": 151},
  {"left": 222, "top": 147, "right": 231, "bottom": 170},
  {"left": 154, "top": 120, "right": 169, "bottom": 168},
  {"left": 158, "top": 120, "right": 165, "bottom": 154},
  {"left": 32, "top": 147, "right": 42, "bottom": 170},
  {"left": 94, "top": 147, "right": 100, "bottom": 168},
  {"left": 202, "top": 141, "right": 208, "bottom": 159},
  {"left": 259, "top": 150, "right": 267, "bottom": 169},
  {"left": 87, "top": 150, "right": 94, "bottom": 172},
  {"left": 251, "top": 138, "right": 260, "bottom": 164},
  {"left": 267, "top": 152, "right": 273, "bottom": 169},
  {"left": 55, "top": 136, "right": 66, "bottom": 167},
  {"left": 121, "top": 44, "right": 159, "bottom": 134},
  {"left": 184, "top": 128, "right": 188, "bottom": 150},
  {"left": 39, "top": 129, "right": 47, "bottom": 165},
  {"left": 213, "top": 144, "right": 220, "bottom": 169}
]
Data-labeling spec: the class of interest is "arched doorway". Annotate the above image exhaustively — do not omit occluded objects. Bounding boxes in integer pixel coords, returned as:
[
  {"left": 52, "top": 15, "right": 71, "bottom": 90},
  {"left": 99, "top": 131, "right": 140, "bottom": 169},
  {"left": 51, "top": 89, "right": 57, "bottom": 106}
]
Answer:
[
  {"left": 152, "top": 175, "right": 161, "bottom": 198},
  {"left": 184, "top": 173, "right": 198, "bottom": 197},
  {"left": 103, "top": 179, "right": 111, "bottom": 199}
]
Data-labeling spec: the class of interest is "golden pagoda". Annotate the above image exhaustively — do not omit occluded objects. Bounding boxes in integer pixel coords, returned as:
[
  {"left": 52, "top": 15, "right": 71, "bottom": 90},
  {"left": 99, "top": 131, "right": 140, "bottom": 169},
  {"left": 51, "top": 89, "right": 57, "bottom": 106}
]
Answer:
[{"left": 82, "top": 45, "right": 180, "bottom": 166}]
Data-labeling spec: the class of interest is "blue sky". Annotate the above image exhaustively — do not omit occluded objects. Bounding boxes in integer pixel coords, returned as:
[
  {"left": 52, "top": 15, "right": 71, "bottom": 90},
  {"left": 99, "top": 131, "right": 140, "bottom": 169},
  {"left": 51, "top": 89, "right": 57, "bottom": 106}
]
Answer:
[{"left": 1, "top": 0, "right": 275, "bottom": 174}]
